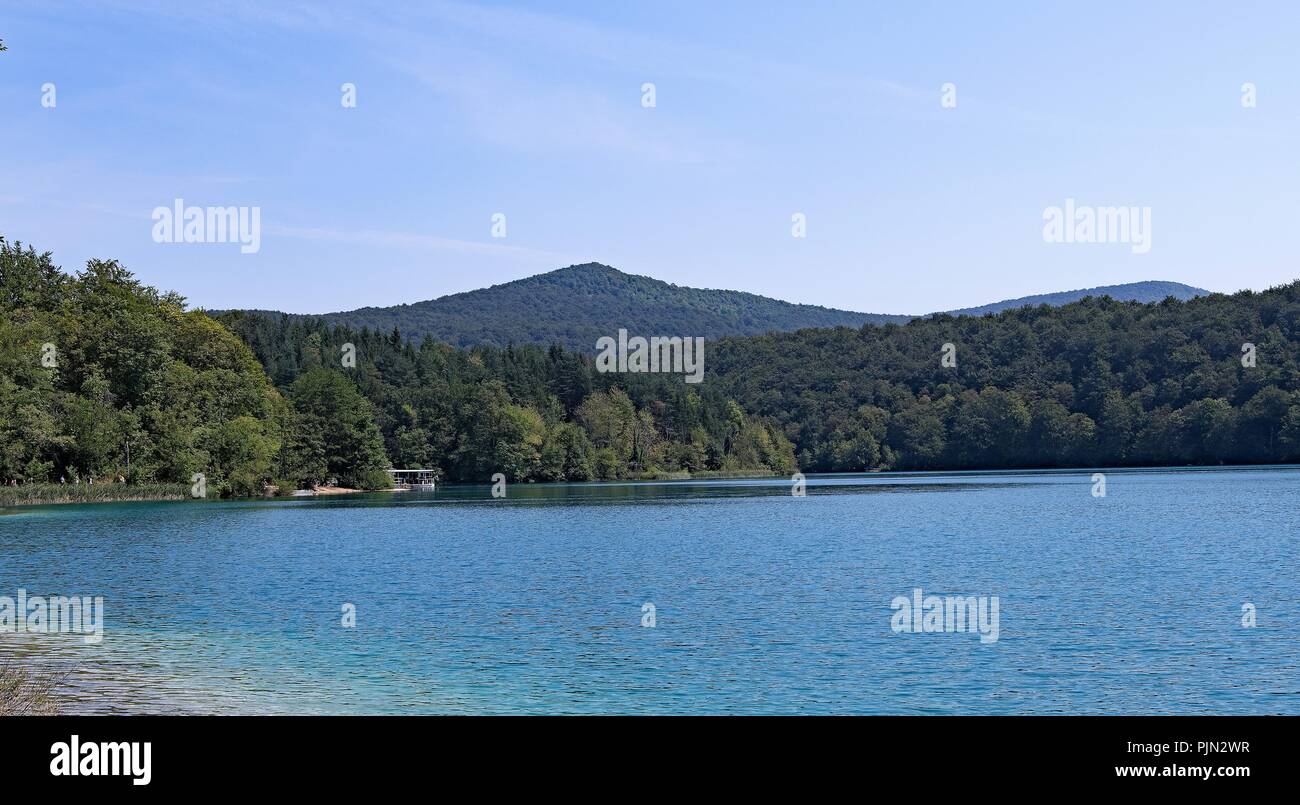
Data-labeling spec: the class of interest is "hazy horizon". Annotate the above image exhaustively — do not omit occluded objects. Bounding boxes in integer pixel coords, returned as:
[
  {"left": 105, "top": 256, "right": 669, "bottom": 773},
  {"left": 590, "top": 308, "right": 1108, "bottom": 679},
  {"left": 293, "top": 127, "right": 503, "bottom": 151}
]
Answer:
[{"left": 2, "top": 1, "right": 1297, "bottom": 314}]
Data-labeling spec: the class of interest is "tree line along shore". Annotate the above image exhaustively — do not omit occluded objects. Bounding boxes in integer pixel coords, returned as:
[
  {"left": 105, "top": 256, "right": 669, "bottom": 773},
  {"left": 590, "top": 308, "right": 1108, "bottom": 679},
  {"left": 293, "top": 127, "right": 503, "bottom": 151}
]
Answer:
[{"left": 4, "top": 235, "right": 1300, "bottom": 503}]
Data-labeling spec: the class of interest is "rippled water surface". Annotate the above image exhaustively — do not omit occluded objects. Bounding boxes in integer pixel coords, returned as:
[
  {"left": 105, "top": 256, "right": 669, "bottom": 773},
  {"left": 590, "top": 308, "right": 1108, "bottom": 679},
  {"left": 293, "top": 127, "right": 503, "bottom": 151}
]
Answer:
[{"left": 1, "top": 467, "right": 1297, "bottom": 714}]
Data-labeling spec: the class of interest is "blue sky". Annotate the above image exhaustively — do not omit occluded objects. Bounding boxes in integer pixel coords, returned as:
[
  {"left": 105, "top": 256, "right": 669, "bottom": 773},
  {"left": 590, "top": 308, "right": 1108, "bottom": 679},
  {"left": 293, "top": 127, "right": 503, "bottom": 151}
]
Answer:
[{"left": 2, "top": 1, "right": 1298, "bottom": 314}]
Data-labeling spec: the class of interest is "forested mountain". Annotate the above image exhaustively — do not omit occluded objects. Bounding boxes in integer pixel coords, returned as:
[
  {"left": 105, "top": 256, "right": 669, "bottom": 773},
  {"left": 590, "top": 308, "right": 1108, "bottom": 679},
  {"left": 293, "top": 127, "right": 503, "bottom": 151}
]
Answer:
[
  {"left": 944, "top": 280, "right": 1206, "bottom": 317},
  {"left": 0, "top": 236, "right": 785, "bottom": 494},
  {"left": 230, "top": 263, "right": 1208, "bottom": 353},
  {"left": 239, "top": 263, "right": 906, "bottom": 352},
  {"left": 223, "top": 277, "right": 1296, "bottom": 481},
  {"left": 706, "top": 284, "right": 1300, "bottom": 471},
  {"left": 2, "top": 239, "right": 792, "bottom": 495},
  {"left": 5, "top": 234, "right": 1291, "bottom": 499}
]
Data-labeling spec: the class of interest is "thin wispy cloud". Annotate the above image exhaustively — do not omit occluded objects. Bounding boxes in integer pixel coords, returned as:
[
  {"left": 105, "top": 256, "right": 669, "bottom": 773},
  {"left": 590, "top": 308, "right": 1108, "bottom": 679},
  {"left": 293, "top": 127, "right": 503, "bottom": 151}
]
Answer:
[{"left": 267, "top": 224, "right": 577, "bottom": 264}]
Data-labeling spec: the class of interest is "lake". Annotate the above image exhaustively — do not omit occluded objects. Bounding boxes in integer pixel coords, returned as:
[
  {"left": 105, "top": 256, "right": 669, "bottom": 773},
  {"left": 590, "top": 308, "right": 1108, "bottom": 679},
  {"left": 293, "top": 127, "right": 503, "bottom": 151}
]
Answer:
[{"left": 1, "top": 467, "right": 1296, "bottom": 714}]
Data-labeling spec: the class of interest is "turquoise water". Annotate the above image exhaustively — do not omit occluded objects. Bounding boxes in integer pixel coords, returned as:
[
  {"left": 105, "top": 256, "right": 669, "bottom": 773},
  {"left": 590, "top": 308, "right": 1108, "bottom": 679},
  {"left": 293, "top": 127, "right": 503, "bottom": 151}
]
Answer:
[{"left": 1, "top": 467, "right": 1297, "bottom": 714}]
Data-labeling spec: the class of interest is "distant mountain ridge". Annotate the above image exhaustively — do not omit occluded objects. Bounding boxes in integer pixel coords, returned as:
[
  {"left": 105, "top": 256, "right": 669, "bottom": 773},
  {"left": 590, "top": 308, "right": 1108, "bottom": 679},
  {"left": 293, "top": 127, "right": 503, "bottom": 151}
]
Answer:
[
  {"left": 226, "top": 263, "right": 1208, "bottom": 352},
  {"left": 943, "top": 280, "right": 1208, "bottom": 317}
]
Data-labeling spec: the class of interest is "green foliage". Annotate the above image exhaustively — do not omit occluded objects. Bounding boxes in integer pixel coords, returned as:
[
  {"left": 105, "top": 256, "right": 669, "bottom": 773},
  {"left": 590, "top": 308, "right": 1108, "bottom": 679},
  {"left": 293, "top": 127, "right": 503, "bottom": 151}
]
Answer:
[
  {"left": 288, "top": 368, "right": 390, "bottom": 489},
  {"left": 707, "top": 285, "right": 1300, "bottom": 470},
  {"left": 269, "top": 478, "right": 300, "bottom": 497},
  {"left": 7, "top": 236, "right": 1273, "bottom": 495},
  {"left": 0, "top": 482, "right": 189, "bottom": 506},
  {"left": 0, "top": 238, "right": 290, "bottom": 495},
  {"left": 220, "top": 312, "right": 797, "bottom": 483}
]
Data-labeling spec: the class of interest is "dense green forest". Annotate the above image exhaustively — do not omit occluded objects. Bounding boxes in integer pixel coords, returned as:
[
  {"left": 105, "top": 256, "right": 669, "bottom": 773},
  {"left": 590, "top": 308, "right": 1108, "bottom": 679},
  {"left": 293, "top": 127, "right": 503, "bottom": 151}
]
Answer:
[
  {"left": 5, "top": 235, "right": 1298, "bottom": 498},
  {"left": 223, "top": 275, "right": 1298, "bottom": 479},
  {"left": 216, "top": 310, "right": 797, "bottom": 484},
  {"left": 0, "top": 238, "right": 290, "bottom": 497},
  {"left": 1, "top": 238, "right": 794, "bottom": 496},
  {"left": 707, "top": 285, "right": 1300, "bottom": 470}
]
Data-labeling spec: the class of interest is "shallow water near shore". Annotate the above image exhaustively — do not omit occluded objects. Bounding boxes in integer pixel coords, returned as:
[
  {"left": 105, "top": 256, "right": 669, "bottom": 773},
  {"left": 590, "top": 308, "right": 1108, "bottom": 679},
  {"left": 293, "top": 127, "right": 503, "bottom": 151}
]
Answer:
[{"left": 1, "top": 467, "right": 1297, "bottom": 714}]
